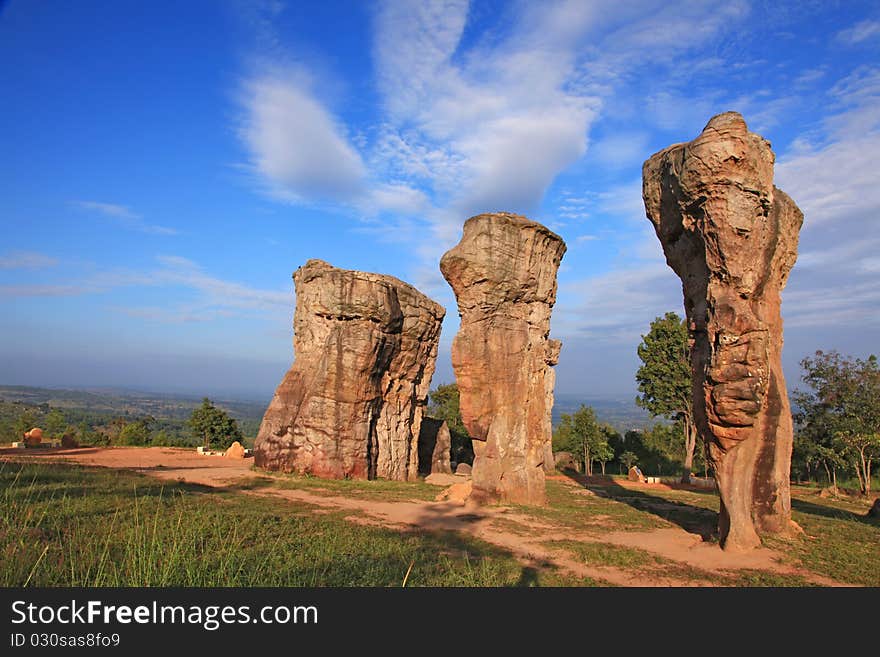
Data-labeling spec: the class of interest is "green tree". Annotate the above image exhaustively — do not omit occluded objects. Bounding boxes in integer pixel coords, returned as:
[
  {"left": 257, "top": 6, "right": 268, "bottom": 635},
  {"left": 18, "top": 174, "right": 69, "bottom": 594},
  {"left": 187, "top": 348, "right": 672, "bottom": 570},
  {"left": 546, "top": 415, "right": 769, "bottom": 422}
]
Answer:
[
  {"left": 13, "top": 409, "right": 38, "bottom": 438},
  {"left": 116, "top": 416, "right": 155, "bottom": 446},
  {"left": 427, "top": 383, "right": 473, "bottom": 465},
  {"left": 76, "top": 421, "right": 108, "bottom": 447},
  {"left": 636, "top": 312, "right": 696, "bottom": 481},
  {"left": 795, "top": 351, "right": 880, "bottom": 494},
  {"left": 553, "top": 405, "right": 607, "bottom": 476},
  {"left": 44, "top": 409, "right": 67, "bottom": 438},
  {"left": 188, "top": 398, "right": 243, "bottom": 450},
  {"left": 151, "top": 430, "right": 172, "bottom": 447},
  {"left": 620, "top": 451, "right": 638, "bottom": 471}
]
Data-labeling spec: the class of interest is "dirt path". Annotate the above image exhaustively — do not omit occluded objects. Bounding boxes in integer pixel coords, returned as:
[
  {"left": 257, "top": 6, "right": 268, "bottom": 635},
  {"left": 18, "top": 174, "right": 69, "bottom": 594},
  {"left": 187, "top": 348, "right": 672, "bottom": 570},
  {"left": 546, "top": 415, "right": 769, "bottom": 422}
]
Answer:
[{"left": 1, "top": 446, "right": 849, "bottom": 587}]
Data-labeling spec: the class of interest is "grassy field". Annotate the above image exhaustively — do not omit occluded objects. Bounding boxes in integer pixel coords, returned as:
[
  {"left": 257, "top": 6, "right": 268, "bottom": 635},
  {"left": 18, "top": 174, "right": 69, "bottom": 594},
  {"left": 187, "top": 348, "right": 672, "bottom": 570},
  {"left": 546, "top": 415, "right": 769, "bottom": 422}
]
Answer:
[
  {"left": 0, "top": 461, "right": 575, "bottom": 587},
  {"left": 2, "top": 461, "right": 877, "bottom": 587}
]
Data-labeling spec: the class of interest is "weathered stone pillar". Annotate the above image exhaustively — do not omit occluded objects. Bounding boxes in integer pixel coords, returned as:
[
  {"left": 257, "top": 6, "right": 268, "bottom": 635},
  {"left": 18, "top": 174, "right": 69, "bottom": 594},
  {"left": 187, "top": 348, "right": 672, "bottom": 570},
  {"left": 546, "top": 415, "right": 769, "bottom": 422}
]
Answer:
[
  {"left": 254, "top": 259, "right": 445, "bottom": 481},
  {"left": 642, "top": 112, "right": 803, "bottom": 551},
  {"left": 440, "top": 213, "right": 566, "bottom": 505}
]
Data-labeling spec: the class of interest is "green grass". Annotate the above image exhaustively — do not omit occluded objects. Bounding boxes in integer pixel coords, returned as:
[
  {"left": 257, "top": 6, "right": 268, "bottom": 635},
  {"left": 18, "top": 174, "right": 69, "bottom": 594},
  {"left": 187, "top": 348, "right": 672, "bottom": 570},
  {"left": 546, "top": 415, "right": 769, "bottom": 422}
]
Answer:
[
  {"left": 536, "top": 477, "right": 878, "bottom": 586},
  {"left": 515, "top": 480, "right": 669, "bottom": 532},
  {"left": 3, "top": 459, "right": 876, "bottom": 587},
  {"left": 544, "top": 539, "right": 662, "bottom": 569},
  {"left": 0, "top": 461, "right": 551, "bottom": 587},
  {"left": 763, "top": 489, "right": 880, "bottom": 587},
  {"left": 240, "top": 467, "right": 444, "bottom": 502}
]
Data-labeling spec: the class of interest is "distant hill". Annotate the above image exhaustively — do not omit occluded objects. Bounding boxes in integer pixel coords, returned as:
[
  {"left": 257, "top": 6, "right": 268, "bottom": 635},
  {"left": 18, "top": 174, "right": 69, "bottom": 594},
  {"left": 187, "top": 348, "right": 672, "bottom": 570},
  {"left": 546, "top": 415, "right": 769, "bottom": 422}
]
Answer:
[
  {"left": 0, "top": 385, "right": 268, "bottom": 434},
  {"left": 0, "top": 384, "right": 654, "bottom": 438},
  {"left": 552, "top": 393, "right": 653, "bottom": 432}
]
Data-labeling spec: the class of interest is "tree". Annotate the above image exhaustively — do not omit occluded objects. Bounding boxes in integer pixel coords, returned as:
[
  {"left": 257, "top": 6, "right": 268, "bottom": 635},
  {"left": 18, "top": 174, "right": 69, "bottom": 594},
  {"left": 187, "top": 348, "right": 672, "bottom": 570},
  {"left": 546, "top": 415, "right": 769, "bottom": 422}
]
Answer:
[
  {"left": 795, "top": 351, "right": 880, "bottom": 494},
  {"left": 553, "top": 405, "right": 607, "bottom": 476},
  {"left": 188, "top": 398, "right": 243, "bottom": 450},
  {"left": 635, "top": 312, "right": 696, "bottom": 481},
  {"left": 44, "top": 409, "right": 67, "bottom": 438},
  {"left": 620, "top": 451, "right": 638, "bottom": 471},
  {"left": 13, "top": 409, "right": 38, "bottom": 438},
  {"left": 116, "top": 416, "right": 155, "bottom": 446},
  {"left": 427, "top": 383, "right": 473, "bottom": 465}
]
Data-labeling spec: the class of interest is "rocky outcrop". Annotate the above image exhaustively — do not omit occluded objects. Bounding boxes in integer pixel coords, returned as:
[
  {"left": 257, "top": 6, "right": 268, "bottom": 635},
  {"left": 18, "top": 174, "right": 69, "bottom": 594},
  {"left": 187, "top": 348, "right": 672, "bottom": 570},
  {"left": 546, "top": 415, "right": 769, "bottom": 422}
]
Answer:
[
  {"left": 417, "top": 418, "right": 452, "bottom": 475},
  {"left": 643, "top": 112, "right": 803, "bottom": 551},
  {"left": 440, "top": 213, "right": 566, "bottom": 505},
  {"left": 253, "top": 260, "right": 445, "bottom": 481}
]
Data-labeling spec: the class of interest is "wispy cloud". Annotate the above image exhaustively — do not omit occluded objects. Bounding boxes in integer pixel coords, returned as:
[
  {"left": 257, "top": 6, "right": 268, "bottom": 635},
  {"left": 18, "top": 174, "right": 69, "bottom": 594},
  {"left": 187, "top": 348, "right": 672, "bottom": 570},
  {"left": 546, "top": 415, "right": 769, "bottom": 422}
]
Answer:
[
  {"left": 72, "top": 201, "right": 178, "bottom": 235},
  {"left": 0, "top": 284, "right": 81, "bottom": 297},
  {"left": 556, "top": 260, "right": 681, "bottom": 343},
  {"left": 836, "top": 19, "right": 880, "bottom": 45},
  {"left": 0, "top": 254, "right": 290, "bottom": 322},
  {"left": 0, "top": 251, "right": 58, "bottom": 270}
]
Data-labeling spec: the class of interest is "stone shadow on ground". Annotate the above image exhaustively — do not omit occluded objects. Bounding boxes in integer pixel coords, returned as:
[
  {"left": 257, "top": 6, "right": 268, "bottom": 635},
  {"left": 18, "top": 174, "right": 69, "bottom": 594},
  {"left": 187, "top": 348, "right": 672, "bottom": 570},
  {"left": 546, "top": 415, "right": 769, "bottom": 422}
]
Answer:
[
  {"left": 791, "top": 496, "right": 880, "bottom": 525},
  {"left": 560, "top": 470, "right": 719, "bottom": 541}
]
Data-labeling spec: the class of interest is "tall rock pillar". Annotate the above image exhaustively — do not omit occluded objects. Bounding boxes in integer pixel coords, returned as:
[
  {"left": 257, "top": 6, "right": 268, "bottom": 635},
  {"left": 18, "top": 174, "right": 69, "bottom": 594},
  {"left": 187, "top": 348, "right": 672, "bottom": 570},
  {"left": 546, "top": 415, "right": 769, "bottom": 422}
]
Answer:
[
  {"left": 642, "top": 112, "right": 803, "bottom": 551},
  {"left": 440, "top": 213, "right": 566, "bottom": 505}
]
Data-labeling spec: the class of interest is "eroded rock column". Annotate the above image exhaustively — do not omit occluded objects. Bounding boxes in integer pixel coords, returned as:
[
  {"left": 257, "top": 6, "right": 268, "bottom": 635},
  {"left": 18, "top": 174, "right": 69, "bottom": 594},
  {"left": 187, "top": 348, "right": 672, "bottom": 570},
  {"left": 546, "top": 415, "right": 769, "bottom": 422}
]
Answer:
[
  {"left": 440, "top": 213, "right": 566, "bottom": 505},
  {"left": 642, "top": 112, "right": 803, "bottom": 551},
  {"left": 254, "top": 259, "right": 445, "bottom": 481}
]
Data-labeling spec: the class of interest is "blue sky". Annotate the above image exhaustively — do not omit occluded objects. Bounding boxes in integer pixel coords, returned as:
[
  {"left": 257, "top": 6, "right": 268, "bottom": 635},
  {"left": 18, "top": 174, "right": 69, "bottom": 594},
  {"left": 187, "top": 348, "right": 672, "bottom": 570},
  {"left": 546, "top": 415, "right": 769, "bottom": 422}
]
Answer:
[{"left": 1, "top": 0, "right": 878, "bottom": 401}]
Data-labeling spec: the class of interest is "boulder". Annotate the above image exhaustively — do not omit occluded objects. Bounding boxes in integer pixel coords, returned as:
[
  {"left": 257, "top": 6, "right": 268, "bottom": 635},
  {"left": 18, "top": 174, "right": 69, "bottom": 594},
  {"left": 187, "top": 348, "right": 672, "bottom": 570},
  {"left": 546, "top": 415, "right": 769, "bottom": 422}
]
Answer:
[
  {"left": 554, "top": 451, "right": 578, "bottom": 472},
  {"left": 643, "top": 112, "right": 803, "bottom": 551},
  {"left": 425, "top": 473, "right": 464, "bottom": 486},
  {"left": 224, "top": 441, "right": 246, "bottom": 459},
  {"left": 253, "top": 260, "right": 445, "bottom": 481},
  {"left": 441, "top": 213, "right": 565, "bottom": 506},
  {"left": 454, "top": 462, "right": 472, "bottom": 476},
  {"left": 61, "top": 433, "right": 79, "bottom": 448},
  {"left": 23, "top": 428, "right": 43, "bottom": 447},
  {"left": 417, "top": 417, "right": 452, "bottom": 475},
  {"left": 628, "top": 466, "right": 646, "bottom": 483}
]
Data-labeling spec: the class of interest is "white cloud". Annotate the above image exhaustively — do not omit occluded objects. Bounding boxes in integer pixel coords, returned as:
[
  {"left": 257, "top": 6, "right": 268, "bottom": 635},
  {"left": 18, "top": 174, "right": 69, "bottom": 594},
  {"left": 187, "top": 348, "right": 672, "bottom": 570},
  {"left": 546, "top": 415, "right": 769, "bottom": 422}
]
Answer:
[
  {"left": 555, "top": 261, "right": 681, "bottom": 342},
  {"left": 239, "top": 74, "right": 367, "bottom": 202},
  {"left": 72, "top": 201, "right": 177, "bottom": 235},
  {"left": 776, "top": 67, "right": 880, "bottom": 228},
  {"left": 0, "top": 251, "right": 58, "bottom": 270},
  {"left": 371, "top": 0, "right": 601, "bottom": 221}
]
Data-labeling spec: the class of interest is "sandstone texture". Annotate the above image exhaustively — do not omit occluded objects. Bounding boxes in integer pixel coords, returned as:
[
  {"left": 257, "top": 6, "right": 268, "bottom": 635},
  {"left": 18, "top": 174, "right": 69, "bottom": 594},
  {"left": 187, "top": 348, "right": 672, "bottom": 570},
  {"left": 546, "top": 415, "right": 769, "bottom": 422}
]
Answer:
[
  {"left": 440, "top": 213, "right": 566, "bottom": 505},
  {"left": 417, "top": 418, "right": 452, "bottom": 475},
  {"left": 254, "top": 260, "right": 445, "bottom": 481},
  {"left": 643, "top": 112, "right": 803, "bottom": 551},
  {"left": 435, "top": 480, "right": 473, "bottom": 505},
  {"left": 454, "top": 462, "right": 472, "bottom": 476},
  {"left": 554, "top": 451, "right": 578, "bottom": 472}
]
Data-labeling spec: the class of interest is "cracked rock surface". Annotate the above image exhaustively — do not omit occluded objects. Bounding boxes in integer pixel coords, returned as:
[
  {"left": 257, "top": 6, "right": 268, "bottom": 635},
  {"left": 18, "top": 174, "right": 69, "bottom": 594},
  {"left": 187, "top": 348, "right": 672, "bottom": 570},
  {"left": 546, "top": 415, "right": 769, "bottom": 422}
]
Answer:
[
  {"left": 254, "top": 260, "right": 445, "bottom": 481},
  {"left": 441, "top": 213, "right": 565, "bottom": 506}
]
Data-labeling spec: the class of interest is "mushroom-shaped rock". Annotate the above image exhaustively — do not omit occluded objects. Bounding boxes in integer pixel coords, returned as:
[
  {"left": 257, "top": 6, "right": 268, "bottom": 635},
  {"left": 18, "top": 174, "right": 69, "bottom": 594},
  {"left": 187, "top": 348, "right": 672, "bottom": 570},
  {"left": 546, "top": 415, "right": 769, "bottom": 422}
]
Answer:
[{"left": 642, "top": 112, "right": 803, "bottom": 551}]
